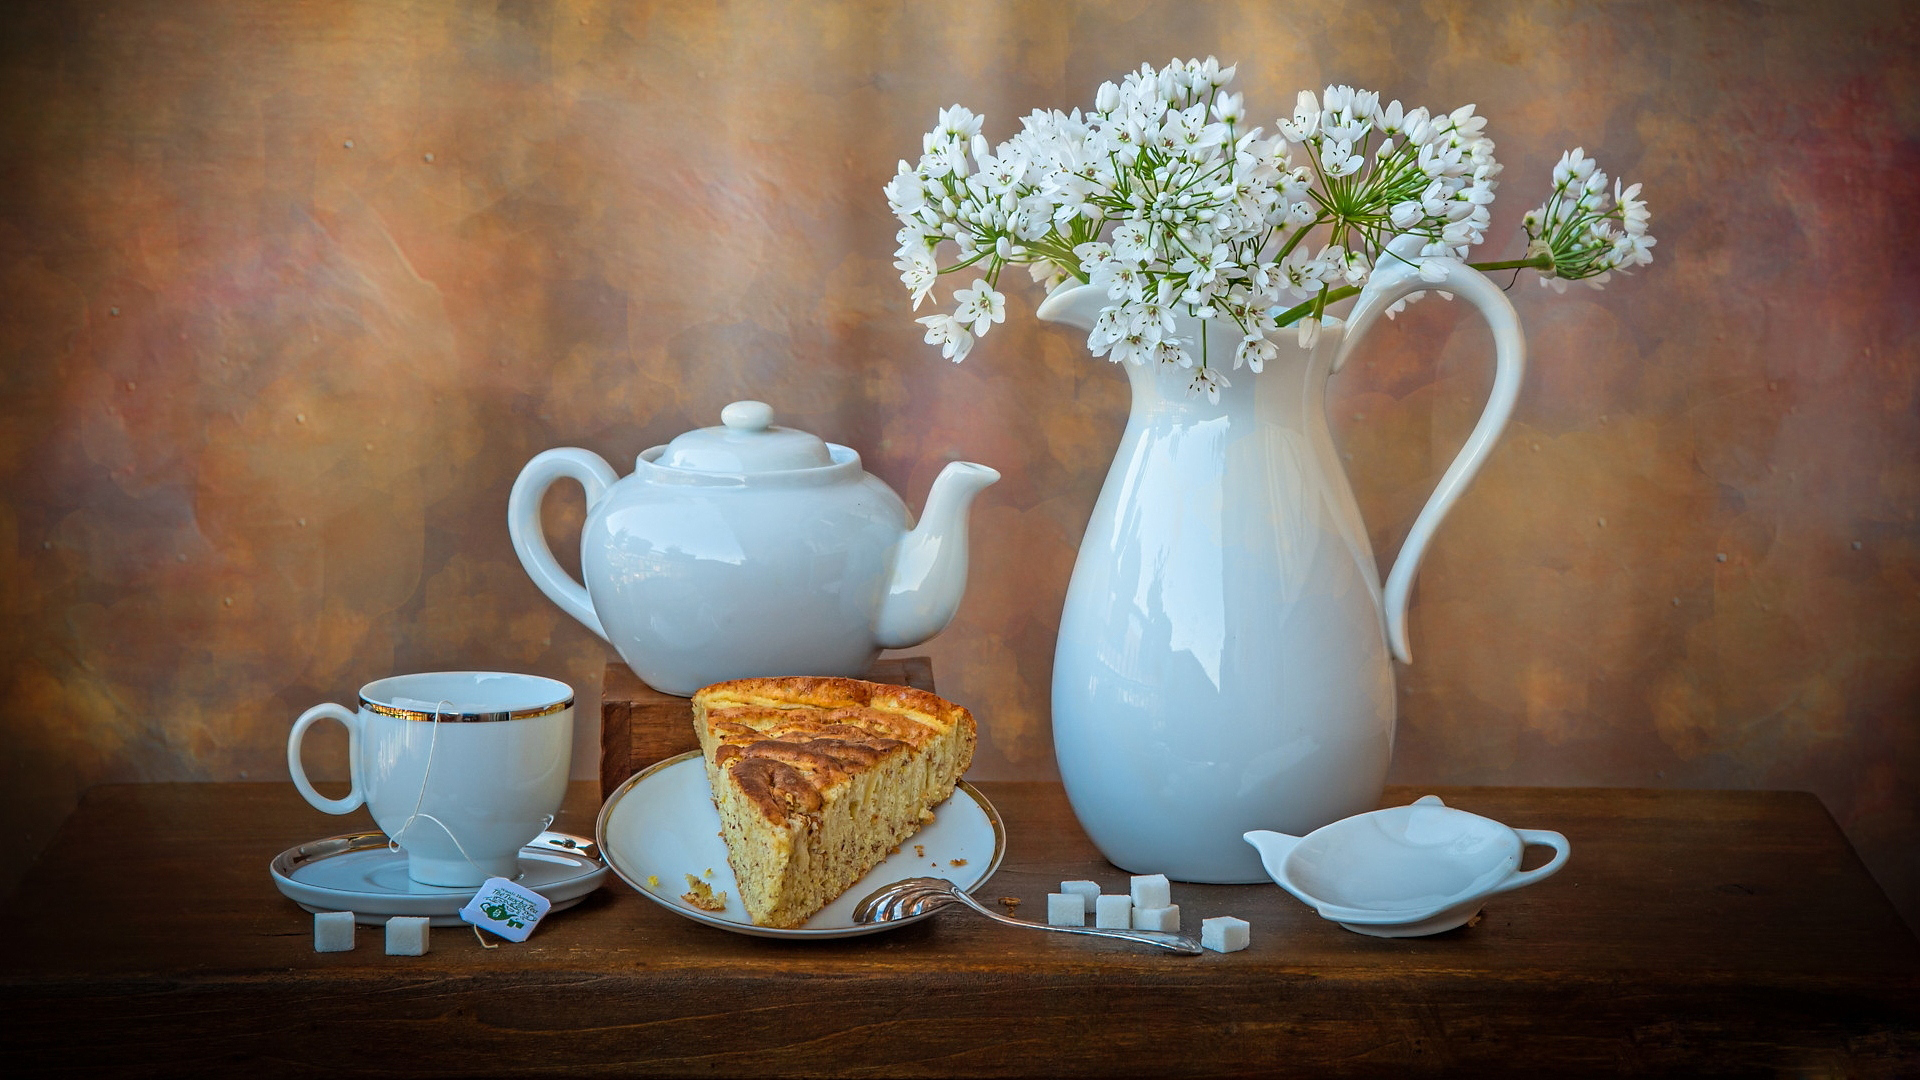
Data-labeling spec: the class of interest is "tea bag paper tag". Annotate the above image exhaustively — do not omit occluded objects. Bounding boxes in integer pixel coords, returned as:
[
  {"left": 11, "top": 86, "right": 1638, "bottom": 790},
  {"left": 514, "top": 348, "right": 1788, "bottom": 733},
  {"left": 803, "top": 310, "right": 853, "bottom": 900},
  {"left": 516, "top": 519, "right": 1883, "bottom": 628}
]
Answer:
[{"left": 459, "top": 877, "right": 551, "bottom": 942}]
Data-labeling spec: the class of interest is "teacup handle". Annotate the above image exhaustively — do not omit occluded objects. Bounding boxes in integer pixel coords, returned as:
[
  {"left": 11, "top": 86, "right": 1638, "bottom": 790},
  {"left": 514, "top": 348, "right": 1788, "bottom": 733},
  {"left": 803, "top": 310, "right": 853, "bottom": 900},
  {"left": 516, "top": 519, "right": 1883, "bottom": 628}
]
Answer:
[
  {"left": 1489, "top": 829, "right": 1570, "bottom": 896},
  {"left": 287, "top": 703, "right": 365, "bottom": 814}
]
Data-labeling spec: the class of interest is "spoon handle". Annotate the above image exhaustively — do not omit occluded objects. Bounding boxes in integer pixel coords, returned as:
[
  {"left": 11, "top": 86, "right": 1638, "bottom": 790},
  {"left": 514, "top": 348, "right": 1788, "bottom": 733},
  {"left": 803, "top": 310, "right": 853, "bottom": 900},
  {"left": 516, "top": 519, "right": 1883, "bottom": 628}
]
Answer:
[{"left": 947, "top": 888, "right": 1203, "bottom": 955}]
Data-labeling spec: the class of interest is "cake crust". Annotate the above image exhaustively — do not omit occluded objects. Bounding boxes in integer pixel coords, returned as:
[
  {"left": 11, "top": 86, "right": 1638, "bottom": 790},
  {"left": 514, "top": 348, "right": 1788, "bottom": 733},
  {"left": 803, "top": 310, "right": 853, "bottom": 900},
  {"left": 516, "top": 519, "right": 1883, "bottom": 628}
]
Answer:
[{"left": 694, "top": 676, "right": 977, "bottom": 928}]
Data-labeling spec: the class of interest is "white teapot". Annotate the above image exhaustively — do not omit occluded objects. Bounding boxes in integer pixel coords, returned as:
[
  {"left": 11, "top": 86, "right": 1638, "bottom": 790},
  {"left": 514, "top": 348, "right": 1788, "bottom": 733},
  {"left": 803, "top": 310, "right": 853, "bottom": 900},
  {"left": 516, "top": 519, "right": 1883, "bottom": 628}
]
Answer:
[{"left": 509, "top": 401, "right": 999, "bottom": 696}]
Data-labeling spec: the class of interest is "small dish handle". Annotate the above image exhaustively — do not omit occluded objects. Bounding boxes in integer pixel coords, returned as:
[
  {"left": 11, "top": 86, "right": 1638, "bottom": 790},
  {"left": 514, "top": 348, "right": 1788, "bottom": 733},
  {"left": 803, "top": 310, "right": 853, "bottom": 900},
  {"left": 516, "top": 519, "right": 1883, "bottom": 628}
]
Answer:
[{"left": 1488, "top": 829, "right": 1571, "bottom": 896}]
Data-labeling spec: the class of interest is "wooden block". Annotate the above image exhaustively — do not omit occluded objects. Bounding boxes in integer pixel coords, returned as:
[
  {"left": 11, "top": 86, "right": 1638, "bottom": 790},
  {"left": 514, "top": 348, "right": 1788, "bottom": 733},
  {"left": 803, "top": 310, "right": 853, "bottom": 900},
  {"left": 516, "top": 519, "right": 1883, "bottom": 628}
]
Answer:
[{"left": 599, "top": 657, "right": 936, "bottom": 802}]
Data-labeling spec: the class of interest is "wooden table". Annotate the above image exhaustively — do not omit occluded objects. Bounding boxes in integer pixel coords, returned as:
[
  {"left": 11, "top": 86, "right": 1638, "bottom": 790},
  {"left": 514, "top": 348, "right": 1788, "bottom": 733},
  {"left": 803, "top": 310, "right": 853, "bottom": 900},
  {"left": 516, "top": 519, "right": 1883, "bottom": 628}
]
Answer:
[{"left": 1, "top": 782, "right": 1915, "bottom": 1077}]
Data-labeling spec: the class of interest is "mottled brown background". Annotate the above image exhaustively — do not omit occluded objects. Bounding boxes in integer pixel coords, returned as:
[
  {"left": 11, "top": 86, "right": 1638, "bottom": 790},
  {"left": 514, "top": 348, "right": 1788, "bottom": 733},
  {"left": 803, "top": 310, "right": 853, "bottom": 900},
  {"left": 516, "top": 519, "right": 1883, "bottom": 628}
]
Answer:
[{"left": 2, "top": 0, "right": 1916, "bottom": 928}]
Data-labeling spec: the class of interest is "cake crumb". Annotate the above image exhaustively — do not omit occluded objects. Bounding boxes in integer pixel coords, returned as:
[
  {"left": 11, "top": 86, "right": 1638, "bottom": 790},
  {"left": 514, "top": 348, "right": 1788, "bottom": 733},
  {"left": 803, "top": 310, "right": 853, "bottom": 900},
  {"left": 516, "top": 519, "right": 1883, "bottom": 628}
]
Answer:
[
  {"left": 998, "top": 896, "right": 1021, "bottom": 913},
  {"left": 646, "top": 874, "right": 660, "bottom": 888},
  {"left": 1464, "top": 912, "right": 1483, "bottom": 929},
  {"left": 704, "top": 867, "right": 714, "bottom": 878},
  {"left": 949, "top": 858, "right": 967, "bottom": 867},
  {"left": 914, "top": 844, "right": 925, "bottom": 857},
  {"left": 681, "top": 875, "right": 728, "bottom": 912},
  {"left": 889, "top": 844, "right": 901, "bottom": 855},
  {"left": 919, "top": 809, "right": 937, "bottom": 824}
]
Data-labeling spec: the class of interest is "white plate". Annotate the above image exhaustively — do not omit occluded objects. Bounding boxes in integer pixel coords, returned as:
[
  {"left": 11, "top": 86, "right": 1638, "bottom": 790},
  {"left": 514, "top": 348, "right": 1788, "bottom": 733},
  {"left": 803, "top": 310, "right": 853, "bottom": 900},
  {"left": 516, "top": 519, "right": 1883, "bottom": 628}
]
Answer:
[
  {"left": 270, "top": 830, "right": 609, "bottom": 926},
  {"left": 597, "top": 751, "right": 1005, "bottom": 938}
]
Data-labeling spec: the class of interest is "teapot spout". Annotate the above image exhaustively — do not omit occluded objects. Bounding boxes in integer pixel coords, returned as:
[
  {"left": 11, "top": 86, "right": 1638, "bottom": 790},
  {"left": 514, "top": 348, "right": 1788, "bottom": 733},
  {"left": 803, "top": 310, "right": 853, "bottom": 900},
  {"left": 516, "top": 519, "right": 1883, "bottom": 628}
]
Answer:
[{"left": 874, "top": 461, "right": 1000, "bottom": 648}]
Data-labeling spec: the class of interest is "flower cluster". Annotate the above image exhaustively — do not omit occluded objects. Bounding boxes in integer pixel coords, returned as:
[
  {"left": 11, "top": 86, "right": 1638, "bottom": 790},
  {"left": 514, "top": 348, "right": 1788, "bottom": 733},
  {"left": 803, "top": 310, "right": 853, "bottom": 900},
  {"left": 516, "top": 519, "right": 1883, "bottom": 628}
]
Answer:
[
  {"left": 1522, "top": 148, "right": 1656, "bottom": 292},
  {"left": 887, "top": 58, "right": 1654, "bottom": 396}
]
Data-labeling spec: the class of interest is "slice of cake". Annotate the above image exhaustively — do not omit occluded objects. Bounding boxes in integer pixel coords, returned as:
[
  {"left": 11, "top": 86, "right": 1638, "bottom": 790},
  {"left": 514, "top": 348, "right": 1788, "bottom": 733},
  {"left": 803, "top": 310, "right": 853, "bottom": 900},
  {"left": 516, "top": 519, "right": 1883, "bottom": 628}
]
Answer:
[{"left": 692, "top": 676, "right": 977, "bottom": 929}]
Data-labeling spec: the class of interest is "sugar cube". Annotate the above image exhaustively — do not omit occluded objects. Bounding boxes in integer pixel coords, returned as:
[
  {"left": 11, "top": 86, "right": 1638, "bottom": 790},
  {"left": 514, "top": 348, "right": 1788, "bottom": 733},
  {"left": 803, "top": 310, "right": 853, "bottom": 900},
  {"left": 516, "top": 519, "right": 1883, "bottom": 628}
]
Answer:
[
  {"left": 313, "top": 910, "right": 355, "bottom": 952},
  {"left": 1130, "top": 873, "right": 1171, "bottom": 910},
  {"left": 1132, "top": 904, "right": 1180, "bottom": 932},
  {"left": 1059, "top": 880, "right": 1100, "bottom": 912},
  {"left": 1094, "top": 893, "right": 1132, "bottom": 929},
  {"left": 385, "top": 915, "right": 431, "bottom": 956},
  {"left": 1201, "top": 915, "right": 1250, "bottom": 953},
  {"left": 1046, "top": 893, "right": 1086, "bottom": 926}
]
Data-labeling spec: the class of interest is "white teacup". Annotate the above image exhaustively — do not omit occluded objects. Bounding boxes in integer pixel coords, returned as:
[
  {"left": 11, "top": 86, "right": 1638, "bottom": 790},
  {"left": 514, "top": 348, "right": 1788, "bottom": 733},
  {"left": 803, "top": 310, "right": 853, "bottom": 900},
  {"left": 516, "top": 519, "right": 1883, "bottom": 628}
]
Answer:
[{"left": 287, "top": 671, "right": 574, "bottom": 887}]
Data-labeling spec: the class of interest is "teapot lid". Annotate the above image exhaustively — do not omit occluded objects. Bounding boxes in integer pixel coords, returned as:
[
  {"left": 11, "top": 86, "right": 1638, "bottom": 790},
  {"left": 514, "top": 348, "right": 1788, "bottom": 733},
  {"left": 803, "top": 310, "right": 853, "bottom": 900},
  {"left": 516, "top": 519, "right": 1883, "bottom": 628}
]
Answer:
[{"left": 657, "top": 401, "right": 836, "bottom": 473}]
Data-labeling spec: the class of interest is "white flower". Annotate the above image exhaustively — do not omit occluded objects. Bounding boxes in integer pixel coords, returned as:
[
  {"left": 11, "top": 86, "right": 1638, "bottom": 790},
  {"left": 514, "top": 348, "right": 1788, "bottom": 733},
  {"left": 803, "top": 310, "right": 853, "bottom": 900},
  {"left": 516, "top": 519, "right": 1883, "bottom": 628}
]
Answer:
[
  {"left": 1211, "top": 91, "right": 1245, "bottom": 127},
  {"left": 1617, "top": 230, "right": 1657, "bottom": 267},
  {"left": 1374, "top": 98, "right": 1401, "bottom": 132},
  {"left": 894, "top": 250, "right": 939, "bottom": 310},
  {"left": 1552, "top": 148, "right": 1596, "bottom": 192},
  {"left": 917, "top": 312, "right": 974, "bottom": 362},
  {"left": 1235, "top": 333, "right": 1277, "bottom": 372},
  {"left": 894, "top": 60, "right": 1649, "bottom": 370},
  {"left": 1319, "top": 138, "right": 1363, "bottom": 178},
  {"left": 1111, "top": 221, "right": 1155, "bottom": 263},
  {"left": 1174, "top": 243, "right": 1234, "bottom": 288},
  {"left": 884, "top": 161, "right": 926, "bottom": 214},
  {"left": 1526, "top": 150, "right": 1656, "bottom": 286},
  {"left": 1281, "top": 89, "right": 1320, "bottom": 142},
  {"left": 936, "top": 104, "right": 984, "bottom": 142},
  {"left": 1616, "top": 180, "right": 1650, "bottom": 234},
  {"left": 952, "top": 279, "right": 1006, "bottom": 336},
  {"left": 1277, "top": 246, "right": 1322, "bottom": 298},
  {"left": 1108, "top": 329, "right": 1153, "bottom": 365},
  {"left": 1153, "top": 339, "right": 1193, "bottom": 368},
  {"left": 920, "top": 136, "right": 970, "bottom": 179},
  {"left": 1190, "top": 365, "right": 1229, "bottom": 403}
]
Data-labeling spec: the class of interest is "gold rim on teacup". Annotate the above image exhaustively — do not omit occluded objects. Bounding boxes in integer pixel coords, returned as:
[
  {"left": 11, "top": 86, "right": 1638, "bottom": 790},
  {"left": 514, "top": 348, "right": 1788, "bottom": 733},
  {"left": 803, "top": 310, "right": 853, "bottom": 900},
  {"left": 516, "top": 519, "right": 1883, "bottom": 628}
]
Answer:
[{"left": 359, "top": 696, "right": 572, "bottom": 723}]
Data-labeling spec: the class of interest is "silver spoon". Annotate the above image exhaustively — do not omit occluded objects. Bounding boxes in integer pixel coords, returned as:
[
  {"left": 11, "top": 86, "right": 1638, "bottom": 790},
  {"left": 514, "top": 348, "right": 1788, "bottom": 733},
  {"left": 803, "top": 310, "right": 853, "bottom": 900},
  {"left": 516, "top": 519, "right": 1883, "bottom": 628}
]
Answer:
[{"left": 852, "top": 876, "right": 1203, "bottom": 955}]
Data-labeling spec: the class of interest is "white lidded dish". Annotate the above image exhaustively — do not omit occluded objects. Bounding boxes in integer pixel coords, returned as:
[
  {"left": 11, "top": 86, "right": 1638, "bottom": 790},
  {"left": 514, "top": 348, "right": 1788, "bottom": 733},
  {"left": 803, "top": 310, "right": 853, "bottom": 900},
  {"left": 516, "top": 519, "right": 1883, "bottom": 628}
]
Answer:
[{"left": 1244, "top": 795, "right": 1570, "bottom": 937}]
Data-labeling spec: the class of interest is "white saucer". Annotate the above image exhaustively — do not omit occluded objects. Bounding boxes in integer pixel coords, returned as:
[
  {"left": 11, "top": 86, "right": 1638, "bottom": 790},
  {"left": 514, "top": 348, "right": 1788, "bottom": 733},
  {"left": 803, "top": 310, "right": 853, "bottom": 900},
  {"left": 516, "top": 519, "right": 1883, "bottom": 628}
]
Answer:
[
  {"left": 270, "top": 830, "right": 609, "bottom": 926},
  {"left": 597, "top": 751, "right": 1005, "bottom": 939}
]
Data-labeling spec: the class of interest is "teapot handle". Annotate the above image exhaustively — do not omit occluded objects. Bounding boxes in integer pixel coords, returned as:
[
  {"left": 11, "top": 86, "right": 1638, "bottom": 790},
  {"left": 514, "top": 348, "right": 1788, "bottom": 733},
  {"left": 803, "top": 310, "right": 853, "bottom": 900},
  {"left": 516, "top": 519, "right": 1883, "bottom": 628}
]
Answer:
[
  {"left": 1332, "top": 238, "right": 1526, "bottom": 664},
  {"left": 508, "top": 448, "right": 618, "bottom": 643}
]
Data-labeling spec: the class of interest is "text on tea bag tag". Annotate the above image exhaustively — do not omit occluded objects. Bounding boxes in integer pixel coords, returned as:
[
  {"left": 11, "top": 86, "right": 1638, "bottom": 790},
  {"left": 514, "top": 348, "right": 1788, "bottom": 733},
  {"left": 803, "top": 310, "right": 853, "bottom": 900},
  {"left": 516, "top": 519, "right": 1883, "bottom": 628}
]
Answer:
[{"left": 459, "top": 877, "right": 552, "bottom": 942}]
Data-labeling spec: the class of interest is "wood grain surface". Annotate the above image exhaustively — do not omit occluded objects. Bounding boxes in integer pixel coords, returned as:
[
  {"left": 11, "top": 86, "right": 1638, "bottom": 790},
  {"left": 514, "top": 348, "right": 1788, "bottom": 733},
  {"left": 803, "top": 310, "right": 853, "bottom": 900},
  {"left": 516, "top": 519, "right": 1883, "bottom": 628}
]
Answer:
[{"left": 1, "top": 781, "right": 1914, "bottom": 1077}]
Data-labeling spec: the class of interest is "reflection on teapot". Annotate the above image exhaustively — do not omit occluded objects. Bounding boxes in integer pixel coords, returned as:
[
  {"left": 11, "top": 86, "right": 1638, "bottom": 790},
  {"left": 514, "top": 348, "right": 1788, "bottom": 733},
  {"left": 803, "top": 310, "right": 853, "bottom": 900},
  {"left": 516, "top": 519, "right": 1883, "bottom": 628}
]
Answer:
[{"left": 509, "top": 400, "right": 998, "bottom": 696}]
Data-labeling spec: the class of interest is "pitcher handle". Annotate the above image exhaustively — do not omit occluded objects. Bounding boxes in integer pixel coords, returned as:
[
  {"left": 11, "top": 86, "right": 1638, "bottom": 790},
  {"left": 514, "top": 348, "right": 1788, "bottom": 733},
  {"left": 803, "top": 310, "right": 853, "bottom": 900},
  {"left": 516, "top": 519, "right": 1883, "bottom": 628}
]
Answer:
[
  {"left": 508, "top": 448, "right": 618, "bottom": 642},
  {"left": 1333, "top": 238, "right": 1526, "bottom": 664}
]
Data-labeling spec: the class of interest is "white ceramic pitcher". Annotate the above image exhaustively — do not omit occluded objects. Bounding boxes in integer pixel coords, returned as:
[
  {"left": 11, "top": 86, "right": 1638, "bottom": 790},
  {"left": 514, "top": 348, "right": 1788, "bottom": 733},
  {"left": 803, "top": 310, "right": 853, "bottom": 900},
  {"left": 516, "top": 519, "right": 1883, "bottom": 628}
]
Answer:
[{"left": 1039, "top": 246, "right": 1524, "bottom": 882}]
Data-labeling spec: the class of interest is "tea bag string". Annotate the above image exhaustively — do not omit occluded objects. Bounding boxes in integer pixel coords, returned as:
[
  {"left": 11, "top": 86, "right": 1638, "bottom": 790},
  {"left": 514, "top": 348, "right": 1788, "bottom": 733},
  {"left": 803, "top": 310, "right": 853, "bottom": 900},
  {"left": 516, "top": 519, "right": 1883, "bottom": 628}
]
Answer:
[
  {"left": 387, "top": 700, "right": 553, "bottom": 879},
  {"left": 388, "top": 699, "right": 495, "bottom": 871}
]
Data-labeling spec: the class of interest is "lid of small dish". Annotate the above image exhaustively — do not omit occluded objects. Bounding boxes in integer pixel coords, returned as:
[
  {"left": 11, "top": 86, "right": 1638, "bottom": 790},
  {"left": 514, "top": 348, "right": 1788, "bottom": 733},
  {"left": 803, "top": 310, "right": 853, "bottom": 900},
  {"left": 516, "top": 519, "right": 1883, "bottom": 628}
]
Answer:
[{"left": 656, "top": 401, "right": 835, "bottom": 473}]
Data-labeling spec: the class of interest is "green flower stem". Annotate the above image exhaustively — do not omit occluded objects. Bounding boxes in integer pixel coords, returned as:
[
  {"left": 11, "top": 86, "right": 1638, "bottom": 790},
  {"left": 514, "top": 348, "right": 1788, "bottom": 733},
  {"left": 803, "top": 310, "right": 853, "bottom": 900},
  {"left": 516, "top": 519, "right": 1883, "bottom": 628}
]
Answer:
[
  {"left": 1267, "top": 254, "right": 1552, "bottom": 327},
  {"left": 1469, "top": 255, "right": 1553, "bottom": 273},
  {"left": 1272, "top": 286, "right": 1359, "bottom": 328}
]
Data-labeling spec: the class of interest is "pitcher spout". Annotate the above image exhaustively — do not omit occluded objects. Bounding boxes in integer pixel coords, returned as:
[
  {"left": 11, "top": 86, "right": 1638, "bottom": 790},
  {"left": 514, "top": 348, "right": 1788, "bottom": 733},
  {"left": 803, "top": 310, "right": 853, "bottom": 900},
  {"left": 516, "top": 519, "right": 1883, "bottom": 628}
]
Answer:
[
  {"left": 1034, "top": 280, "right": 1108, "bottom": 331},
  {"left": 874, "top": 461, "right": 1000, "bottom": 648}
]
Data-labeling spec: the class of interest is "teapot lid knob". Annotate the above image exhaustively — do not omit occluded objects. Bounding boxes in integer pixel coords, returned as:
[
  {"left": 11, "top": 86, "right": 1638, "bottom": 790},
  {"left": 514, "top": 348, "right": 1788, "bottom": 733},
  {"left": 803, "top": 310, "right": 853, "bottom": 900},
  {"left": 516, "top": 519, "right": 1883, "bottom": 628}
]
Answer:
[
  {"left": 721, "top": 400, "right": 774, "bottom": 433},
  {"left": 655, "top": 400, "right": 835, "bottom": 473}
]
